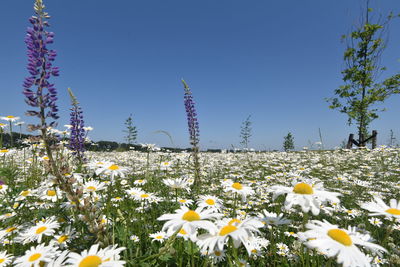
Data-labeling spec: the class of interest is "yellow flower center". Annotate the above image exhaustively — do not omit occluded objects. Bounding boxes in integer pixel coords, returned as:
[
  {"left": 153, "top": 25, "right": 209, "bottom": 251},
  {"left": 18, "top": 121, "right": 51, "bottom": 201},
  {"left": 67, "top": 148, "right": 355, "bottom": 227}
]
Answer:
[
  {"left": 0, "top": 149, "right": 9, "bottom": 153},
  {"left": 6, "top": 116, "right": 15, "bottom": 119},
  {"left": 28, "top": 253, "right": 42, "bottom": 262},
  {"left": 0, "top": 185, "right": 2, "bottom": 189},
  {"left": 156, "top": 235, "right": 163, "bottom": 239},
  {"left": 35, "top": 226, "right": 47, "bottom": 234},
  {"left": 140, "top": 194, "right": 149, "bottom": 198},
  {"left": 179, "top": 228, "right": 187, "bottom": 235},
  {"left": 108, "top": 164, "right": 120, "bottom": 170},
  {"left": 214, "top": 251, "right": 222, "bottom": 256},
  {"left": 386, "top": 208, "right": 400, "bottom": 215},
  {"left": 42, "top": 156, "right": 49, "bottom": 160},
  {"left": 293, "top": 183, "right": 314, "bottom": 195},
  {"left": 138, "top": 180, "right": 143, "bottom": 183},
  {"left": 86, "top": 186, "right": 96, "bottom": 191},
  {"left": 205, "top": 199, "right": 215, "bottom": 205},
  {"left": 21, "top": 190, "right": 30, "bottom": 196},
  {"left": 6, "top": 227, "right": 16, "bottom": 233},
  {"left": 219, "top": 225, "right": 238, "bottom": 236},
  {"left": 0, "top": 259, "right": 4, "bottom": 264},
  {"left": 79, "top": 255, "right": 102, "bottom": 267},
  {"left": 47, "top": 190, "right": 56, "bottom": 196},
  {"left": 228, "top": 218, "right": 241, "bottom": 225},
  {"left": 232, "top": 182, "right": 243, "bottom": 190},
  {"left": 327, "top": 229, "right": 352, "bottom": 246},
  {"left": 58, "top": 235, "right": 68, "bottom": 243},
  {"left": 182, "top": 210, "right": 201, "bottom": 221}
]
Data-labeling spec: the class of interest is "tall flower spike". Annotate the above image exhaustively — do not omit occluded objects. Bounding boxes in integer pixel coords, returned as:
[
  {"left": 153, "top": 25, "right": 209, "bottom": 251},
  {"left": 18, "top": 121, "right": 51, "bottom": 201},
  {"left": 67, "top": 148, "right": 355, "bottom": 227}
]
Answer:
[
  {"left": 181, "top": 79, "right": 201, "bottom": 189},
  {"left": 68, "top": 88, "right": 86, "bottom": 162},
  {"left": 182, "top": 79, "right": 200, "bottom": 147},
  {"left": 23, "top": 0, "right": 59, "bottom": 130}
]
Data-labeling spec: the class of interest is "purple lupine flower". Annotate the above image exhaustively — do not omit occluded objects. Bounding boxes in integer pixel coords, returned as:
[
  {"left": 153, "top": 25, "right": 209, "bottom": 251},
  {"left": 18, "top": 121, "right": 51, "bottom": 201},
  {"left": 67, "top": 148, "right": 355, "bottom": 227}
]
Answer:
[
  {"left": 182, "top": 79, "right": 200, "bottom": 148},
  {"left": 68, "top": 88, "right": 86, "bottom": 161},
  {"left": 23, "top": 0, "right": 59, "bottom": 130}
]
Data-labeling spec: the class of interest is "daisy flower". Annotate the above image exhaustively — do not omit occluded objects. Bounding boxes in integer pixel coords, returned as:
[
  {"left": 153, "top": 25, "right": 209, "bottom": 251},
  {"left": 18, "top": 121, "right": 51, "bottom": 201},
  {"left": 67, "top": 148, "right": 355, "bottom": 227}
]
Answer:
[
  {"left": 160, "top": 161, "right": 172, "bottom": 170},
  {"left": 223, "top": 180, "right": 254, "bottom": 201},
  {"left": 52, "top": 226, "right": 77, "bottom": 248},
  {"left": 66, "top": 244, "right": 125, "bottom": 266},
  {"left": 82, "top": 180, "right": 106, "bottom": 193},
  {"left": 257, "top": 210, "right": 291, "bottom": 226},
  {"left": 196, "top": 217, "right": 264, "bottom": 255},
  {"left": 41, "top": 188, "right": 61, "bottom": 202},
  {"left": 368, "top": 218, "right": 383, "bottom": 227},
  {"left": 163, "top": 177, "right": 191, "bottom": 192},
  {"left": 126, "top": 187, "right": 145, "bottom": 198},
  {"left": 149, "top": 231, "right": 168, "bottom": 243},
  {"left": 197, "top": 195, "right": 224, "bottom": 211},
  {"left": 0, "top": 226, "right": 19, "bottom": 241},
  {"left": 14, "top": 244, "right": 58, "bottom": 267},
  {"left": 133, "top": 179, "right": 147, "bottom": 186},
  {"left": 96, "top": 163, "right": 128, "bottom": 179},
  {"left": 270, "top": 179, "right": 341, "bottom": 215},
  {"left": 361, "top": 197, "right": 400, "bottom": 219},
  {"left": 19, "top": 217, "right": 60, "bottom": 244},
  {"left": 298, "top": 220, "right": 386, "bottom": 267},
  {"left": 177, "top": 198, "right": 193, "bottom": 206},
  {"left": 0, "top": 116, "right": 20, "bottom": 122},
  {"left": 133, "top": 191, "right": 157, "bottom": 202},
  {"left": 130, "top": 235, "right": 140, "bottom": 242},
  {"left": 0, "top": 251, "right": 12, "bottom": 267},
  {"left": 158, "top": 206, "right": 222, "bottom": 239}
]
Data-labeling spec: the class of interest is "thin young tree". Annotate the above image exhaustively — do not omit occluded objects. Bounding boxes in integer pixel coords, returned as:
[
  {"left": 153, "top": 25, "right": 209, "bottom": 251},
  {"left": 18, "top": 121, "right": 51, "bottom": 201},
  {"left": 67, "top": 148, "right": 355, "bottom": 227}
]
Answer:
[
  {"left": 124, "top": 114, "right": 137, "bottom": 145},
  {"left": 326, "top": 2, "right": 400, "bottom": 146},
  {"left": 240, "top": 115, "right": 252, "bottom": 150},
  {"left": 283, "top": 132, "right": 295, "bottom": 151}
]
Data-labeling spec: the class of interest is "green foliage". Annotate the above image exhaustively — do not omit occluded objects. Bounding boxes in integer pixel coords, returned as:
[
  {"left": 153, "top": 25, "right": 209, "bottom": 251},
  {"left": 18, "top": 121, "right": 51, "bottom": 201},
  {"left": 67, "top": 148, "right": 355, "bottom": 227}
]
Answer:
[
  {"left": 326, "top": 5, "right": 400, "bottom": 144},
  {"left": 240, "top": 115, "right": 252, "bottom": 149},
  {"left": 283, "top": 132, "right": 295, "bottom": 151},
  {"left": 124, "top": 114, "right": 138, "bottom": 145}
]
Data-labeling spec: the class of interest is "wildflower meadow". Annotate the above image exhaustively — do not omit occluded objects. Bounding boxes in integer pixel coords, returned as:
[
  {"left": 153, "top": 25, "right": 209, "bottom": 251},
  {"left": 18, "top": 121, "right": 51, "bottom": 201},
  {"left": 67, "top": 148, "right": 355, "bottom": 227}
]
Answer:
[{"left": 1, "top": 0, "right": 400, "bottom": 266}]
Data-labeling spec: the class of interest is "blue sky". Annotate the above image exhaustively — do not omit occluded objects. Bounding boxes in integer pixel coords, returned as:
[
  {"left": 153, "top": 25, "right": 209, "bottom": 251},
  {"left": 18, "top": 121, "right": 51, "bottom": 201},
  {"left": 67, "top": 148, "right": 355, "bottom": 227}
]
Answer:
[{"left": 1, "top": 0, "right": 400, "bottom": 150}]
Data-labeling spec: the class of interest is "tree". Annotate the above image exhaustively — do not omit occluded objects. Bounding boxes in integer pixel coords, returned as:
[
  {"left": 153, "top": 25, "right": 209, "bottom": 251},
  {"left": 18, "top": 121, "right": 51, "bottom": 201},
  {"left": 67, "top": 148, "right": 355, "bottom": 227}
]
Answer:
[
  {"left": 123, "top": 114, "right": 137, "bottom": 145},
  {"left": 283, "top": 132, "right": 295, "bottom": 151},
  {"left": 240, "top": 115, "right": 252, "bottom": 149},
  {"left": 326, "top": 2, "right": 400, "bottom": 146}
]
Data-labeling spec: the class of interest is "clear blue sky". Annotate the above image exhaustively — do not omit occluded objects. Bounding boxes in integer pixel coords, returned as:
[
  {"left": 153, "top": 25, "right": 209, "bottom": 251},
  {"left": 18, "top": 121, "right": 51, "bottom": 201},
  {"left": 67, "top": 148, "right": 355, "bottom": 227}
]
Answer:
[{"left": 1, "top": 0, "right": 400, "bottom": 150}]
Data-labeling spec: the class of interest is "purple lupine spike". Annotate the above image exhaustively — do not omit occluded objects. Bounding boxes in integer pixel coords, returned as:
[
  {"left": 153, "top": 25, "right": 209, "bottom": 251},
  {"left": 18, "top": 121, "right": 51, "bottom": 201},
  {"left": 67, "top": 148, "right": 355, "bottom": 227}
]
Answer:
[
  {"left": 181, "top": 79, "right": 200, "bottom": 148},
  {"left": 68, "top": 88, "right": 86, "bottom": 162},
  {"left": 23, "top": 1, "right": 59, "bottom": 130}
]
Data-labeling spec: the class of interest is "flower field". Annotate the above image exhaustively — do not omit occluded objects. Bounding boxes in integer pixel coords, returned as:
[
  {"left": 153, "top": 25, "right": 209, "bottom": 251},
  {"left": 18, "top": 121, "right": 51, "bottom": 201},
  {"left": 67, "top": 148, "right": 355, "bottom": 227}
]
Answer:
[{"left": 0, "top": 147, "right": 399, "bottom": 266}]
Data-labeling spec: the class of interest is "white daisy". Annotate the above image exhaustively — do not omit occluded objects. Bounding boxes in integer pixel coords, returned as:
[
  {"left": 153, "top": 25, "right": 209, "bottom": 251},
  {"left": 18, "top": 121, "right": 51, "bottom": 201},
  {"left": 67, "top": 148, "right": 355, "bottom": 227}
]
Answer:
[
  {"left": 0, "top": 251, "right": 12, "bottom": 267},
  {"left": 163, "top": 177, "right": 191, "bottom": 192},
  {"left": 223, "top": 180, "right": 254, "bottom": 201},
  {"left": 14, "top": 243, "right": 58, "bottom": 267},
  {"left": 18, "top": 217, "right": 60, "bottom": 244},
  {"left": 257, "top": 210, "right": 291, "bottom": 226},
  {"left": 196, "top": 217, "right": 264, "bottom": 255},
  {"left": 197, "top": 195, "right": 224, "bottom": 211},
  {"left": 158, "top": 206, "right": 222, "bottom": 240},
  {"left": 361, "top": 197, "right": 400, "bottom": 219},
  {"left": 271, "top": 179, "right": 341, "bottom": 215},
  {"left": 298, "top": 220, "right": 386, "bottom": 267},
  {"left": 66, "top": 244, "right": 125, "bottom": 266}
]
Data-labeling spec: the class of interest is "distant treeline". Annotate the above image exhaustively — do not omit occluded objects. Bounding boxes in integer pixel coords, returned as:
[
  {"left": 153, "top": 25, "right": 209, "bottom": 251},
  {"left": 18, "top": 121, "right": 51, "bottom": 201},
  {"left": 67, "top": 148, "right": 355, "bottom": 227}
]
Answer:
[{"left": 1, "top": 132, "right": 229, "bottom": 152}]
